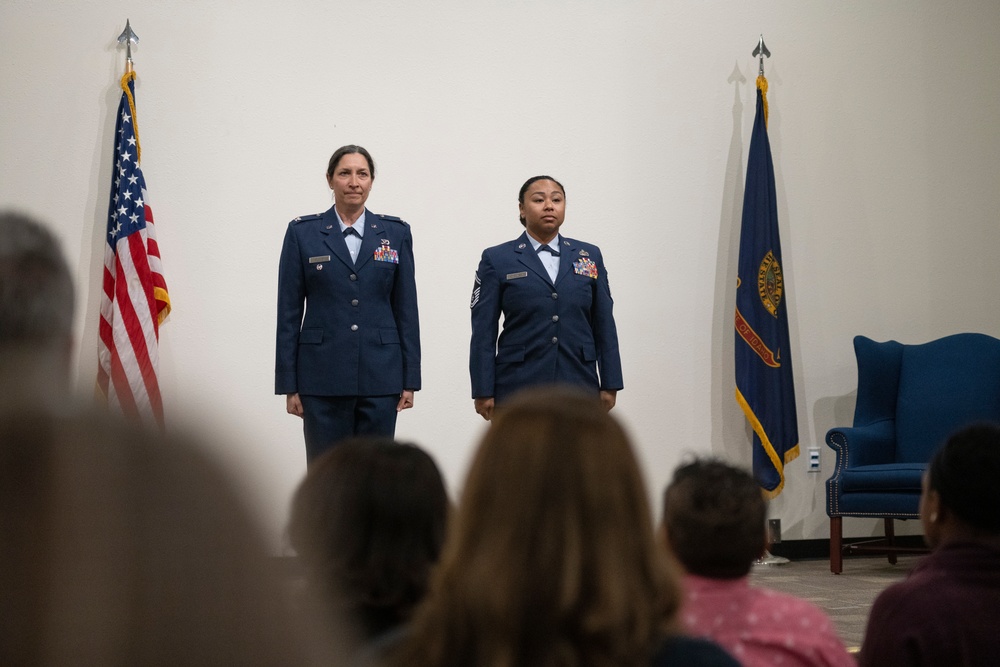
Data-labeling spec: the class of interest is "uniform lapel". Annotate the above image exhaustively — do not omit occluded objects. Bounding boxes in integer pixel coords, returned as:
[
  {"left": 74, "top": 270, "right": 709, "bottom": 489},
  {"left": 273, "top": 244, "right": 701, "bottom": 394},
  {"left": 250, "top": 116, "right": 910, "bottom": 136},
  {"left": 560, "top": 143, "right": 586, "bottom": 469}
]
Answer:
[
  {"left": 320, "top": 206, "right": 355, "bottom": 270},
  {"left": 554, "top": 235, "right": 574, "bottom": 286},
  {"left": 353, "top": 209, "right": 381, "bottom": 271},
  {"left": 515, "top": 231, "right": 553, "bottom": 285}
]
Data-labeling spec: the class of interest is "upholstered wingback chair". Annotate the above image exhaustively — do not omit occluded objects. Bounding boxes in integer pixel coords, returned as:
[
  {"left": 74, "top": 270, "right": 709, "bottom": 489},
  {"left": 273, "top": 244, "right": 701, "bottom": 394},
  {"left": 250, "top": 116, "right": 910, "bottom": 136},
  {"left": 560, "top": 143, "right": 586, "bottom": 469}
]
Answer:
[{"left": 825, "top": 333, "right": 1000, "bottom": 573}]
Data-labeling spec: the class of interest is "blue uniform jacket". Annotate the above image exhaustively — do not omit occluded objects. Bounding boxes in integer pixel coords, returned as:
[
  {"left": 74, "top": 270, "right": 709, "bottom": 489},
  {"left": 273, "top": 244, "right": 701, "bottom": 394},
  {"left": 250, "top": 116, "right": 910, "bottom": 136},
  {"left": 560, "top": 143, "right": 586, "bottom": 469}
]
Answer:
[
  {"left": 275, "top": 206, "right": 420, "bottom": 397},
  {"left": 469, "top": 231, "right": 623, "bottom": 402}
]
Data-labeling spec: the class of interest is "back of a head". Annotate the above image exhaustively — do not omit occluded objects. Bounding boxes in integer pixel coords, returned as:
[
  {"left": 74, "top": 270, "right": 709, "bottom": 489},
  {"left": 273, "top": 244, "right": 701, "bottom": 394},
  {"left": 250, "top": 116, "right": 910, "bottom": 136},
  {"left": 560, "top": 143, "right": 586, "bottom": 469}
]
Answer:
[
  {"left": 928, "top": 422, "right": 1000, "bottom": 536},
  {"left": 0, "top": 211, "right": 75, "bottom": 406},
  {"left": 289, "top": 438, "right": 449, "bottom": 640},
  {"left": 398, "top": 386, "right": 678, "bottom": 667},
  {"left": 0, "top": 409, "right": 340, "bottom": 666},
  {"left": 663, "top": 458, "right": 767, "bottom": 579}
]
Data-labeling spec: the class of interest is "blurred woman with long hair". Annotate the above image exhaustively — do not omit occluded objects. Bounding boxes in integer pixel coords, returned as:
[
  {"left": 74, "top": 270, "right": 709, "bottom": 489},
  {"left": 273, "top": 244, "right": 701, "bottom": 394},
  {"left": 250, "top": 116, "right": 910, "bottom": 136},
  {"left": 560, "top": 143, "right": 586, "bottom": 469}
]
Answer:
[{"left": 392, "top": 387, "right": 737, "bottom": 667}]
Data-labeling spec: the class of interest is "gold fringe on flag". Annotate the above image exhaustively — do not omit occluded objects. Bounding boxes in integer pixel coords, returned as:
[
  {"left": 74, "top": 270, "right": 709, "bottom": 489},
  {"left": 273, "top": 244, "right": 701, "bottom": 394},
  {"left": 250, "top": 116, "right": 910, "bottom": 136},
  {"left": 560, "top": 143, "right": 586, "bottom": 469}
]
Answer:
[
  {"left": 120, "top": 71, "right": 141, "bottom": 163},
  {"left": 757, "top": 75, "right": 769, "bottom": 127}
]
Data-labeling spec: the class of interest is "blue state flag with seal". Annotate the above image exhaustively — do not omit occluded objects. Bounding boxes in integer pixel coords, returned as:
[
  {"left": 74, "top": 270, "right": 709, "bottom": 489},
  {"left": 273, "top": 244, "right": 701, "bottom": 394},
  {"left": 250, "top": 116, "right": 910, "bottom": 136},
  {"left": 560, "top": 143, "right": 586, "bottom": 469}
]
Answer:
[{"left": 735, "top": 75, "right": 799, "bottom": 498}]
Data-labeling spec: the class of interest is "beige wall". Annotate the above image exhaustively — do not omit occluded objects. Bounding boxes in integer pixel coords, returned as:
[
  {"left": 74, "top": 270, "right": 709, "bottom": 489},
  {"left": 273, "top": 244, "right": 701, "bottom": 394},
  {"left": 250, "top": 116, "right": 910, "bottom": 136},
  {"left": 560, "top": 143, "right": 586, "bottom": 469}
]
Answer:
[{"left": 3, "top": 0, "right": 1000, "bottom": 549}]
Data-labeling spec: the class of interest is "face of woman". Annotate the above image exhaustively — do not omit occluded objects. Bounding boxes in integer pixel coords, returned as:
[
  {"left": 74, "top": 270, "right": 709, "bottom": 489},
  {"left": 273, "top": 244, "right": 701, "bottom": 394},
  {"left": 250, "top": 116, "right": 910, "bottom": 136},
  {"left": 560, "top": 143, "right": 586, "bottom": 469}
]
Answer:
[
  {"left": 327, "top": 153, "right": 373, "bottom": 212},
  {"left": 519, "top": 180, "right": 565, "bottom": 243}
]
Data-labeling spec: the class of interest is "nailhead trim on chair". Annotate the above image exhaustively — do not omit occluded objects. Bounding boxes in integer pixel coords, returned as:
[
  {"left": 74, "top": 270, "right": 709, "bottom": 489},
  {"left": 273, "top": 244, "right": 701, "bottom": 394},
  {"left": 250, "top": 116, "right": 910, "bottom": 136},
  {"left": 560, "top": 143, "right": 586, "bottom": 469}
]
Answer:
[{"left": 826, "top": 431, "right": 919, "bottom": 519}]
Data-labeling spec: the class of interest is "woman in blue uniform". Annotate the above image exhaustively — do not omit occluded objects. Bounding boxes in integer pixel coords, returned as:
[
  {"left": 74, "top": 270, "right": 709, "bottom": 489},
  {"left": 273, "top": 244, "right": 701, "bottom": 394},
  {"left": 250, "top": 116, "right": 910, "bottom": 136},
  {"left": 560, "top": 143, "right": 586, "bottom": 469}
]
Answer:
[
  {"left": 469, "top": 175, "right": 622, "bottom": 420},
  {"left": 275, "top": 145, "right": 420, "bottom": 463}
]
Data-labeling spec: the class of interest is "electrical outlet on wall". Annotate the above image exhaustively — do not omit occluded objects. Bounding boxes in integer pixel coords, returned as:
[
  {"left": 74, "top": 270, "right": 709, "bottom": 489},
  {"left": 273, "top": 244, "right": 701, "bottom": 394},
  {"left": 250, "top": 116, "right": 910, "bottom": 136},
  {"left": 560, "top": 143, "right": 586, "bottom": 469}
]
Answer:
[{"left": 808, "top": 447, "right": 821, "bottom": 472}]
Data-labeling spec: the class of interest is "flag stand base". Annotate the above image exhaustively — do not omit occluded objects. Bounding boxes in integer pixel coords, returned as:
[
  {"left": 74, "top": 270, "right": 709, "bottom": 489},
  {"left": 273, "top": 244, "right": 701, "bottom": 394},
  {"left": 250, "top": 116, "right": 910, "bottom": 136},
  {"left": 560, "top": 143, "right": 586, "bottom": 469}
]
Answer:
[{"left": 754, "top": 550, "right": 789, "bottom": 566}]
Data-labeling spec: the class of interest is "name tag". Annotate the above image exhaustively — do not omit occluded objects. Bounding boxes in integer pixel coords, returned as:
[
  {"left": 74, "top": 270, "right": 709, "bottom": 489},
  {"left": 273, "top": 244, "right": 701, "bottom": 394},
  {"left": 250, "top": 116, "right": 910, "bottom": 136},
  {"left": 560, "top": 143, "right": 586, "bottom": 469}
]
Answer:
[
  {"left": 309, "top": 255, "right": 331, "bottom": 264},
  {"left": 506, "top": 271, "right": 528, "bottom": 280}
]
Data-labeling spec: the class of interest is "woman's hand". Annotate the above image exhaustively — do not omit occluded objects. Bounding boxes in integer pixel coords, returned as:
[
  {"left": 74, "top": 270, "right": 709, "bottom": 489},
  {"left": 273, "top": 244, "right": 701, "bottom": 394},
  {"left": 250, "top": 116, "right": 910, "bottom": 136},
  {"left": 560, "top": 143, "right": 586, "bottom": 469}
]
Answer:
[
  {"left": 474, "top": 397, "right": 495, "bottom": 421},
  {"left": 600, "top": 390, "right": 617, "bottom": 412},
  {"left": 397, "top": 390, "right": 415, "bottom": 412},
  {"left": 286, "top": 393, "right": 304, "bottom": 418}
]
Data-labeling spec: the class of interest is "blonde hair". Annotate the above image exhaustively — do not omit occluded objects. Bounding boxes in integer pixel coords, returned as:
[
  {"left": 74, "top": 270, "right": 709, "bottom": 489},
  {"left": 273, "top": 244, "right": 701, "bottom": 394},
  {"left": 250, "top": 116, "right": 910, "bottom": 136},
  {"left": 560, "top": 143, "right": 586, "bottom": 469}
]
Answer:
[{"left": 396, "top": 387, "right": 679, "bottom": 667}]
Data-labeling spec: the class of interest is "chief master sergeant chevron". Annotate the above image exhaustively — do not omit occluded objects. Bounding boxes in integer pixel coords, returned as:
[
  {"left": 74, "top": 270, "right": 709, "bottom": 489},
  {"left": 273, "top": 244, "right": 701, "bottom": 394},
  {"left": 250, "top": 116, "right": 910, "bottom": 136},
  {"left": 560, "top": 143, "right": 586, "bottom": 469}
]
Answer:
[
  {"left": 469, "top": 175, "right": 622, "bottom": 420},
  {"left": 275, "top": 145, "right": 420, "bottom": 463}
]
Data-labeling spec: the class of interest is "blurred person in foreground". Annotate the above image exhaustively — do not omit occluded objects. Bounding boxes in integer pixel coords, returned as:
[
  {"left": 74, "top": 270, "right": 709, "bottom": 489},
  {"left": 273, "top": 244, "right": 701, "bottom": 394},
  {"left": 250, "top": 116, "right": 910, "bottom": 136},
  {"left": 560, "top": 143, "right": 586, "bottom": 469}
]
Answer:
[
  {"left": 390, "top": 387, "right": 737, "bottom": 667},
  {"left": 0, "top": 409, "right": 345, "bottom": 666},
  {"left": 288, "top": 437, "right": 448, "bottom": 661},
  {"left": 0, "top": 210, "right": 74, "bottom": 412},
  {"left": 662, "top": 458, "right": 854, "bottom": 667},
  {"left": 859, "top": 422, "right": 1000, "bottom": 667}
]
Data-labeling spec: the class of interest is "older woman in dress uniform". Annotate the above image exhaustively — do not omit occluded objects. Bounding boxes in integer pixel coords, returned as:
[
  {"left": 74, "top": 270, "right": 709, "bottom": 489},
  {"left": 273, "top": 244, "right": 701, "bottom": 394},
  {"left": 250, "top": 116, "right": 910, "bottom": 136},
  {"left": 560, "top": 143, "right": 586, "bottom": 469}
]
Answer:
[
  {"left": 469, "top": 175, "right": 622, "bottom": 420},
  {"left": 276, "top": 145, "right": 420, "bottom": 463}
]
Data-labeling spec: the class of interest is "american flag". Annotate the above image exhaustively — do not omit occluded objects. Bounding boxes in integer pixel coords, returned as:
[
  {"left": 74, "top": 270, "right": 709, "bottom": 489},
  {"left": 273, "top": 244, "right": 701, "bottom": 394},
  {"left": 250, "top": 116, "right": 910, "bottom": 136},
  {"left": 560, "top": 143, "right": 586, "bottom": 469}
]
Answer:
[{"left": 97, "top": 71, "right": 171, "bottom": 428}]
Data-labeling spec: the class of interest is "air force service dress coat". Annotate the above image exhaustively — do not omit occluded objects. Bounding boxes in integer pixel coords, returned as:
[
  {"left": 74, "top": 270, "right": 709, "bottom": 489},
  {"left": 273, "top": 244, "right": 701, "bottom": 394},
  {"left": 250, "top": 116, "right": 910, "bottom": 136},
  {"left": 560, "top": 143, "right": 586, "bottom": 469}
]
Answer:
[
  {"left": 275, "top": 206, "right": 420, "bottom": 399},
  {"left": 470, "top": 232, "right": 623, "bottom": 403}
]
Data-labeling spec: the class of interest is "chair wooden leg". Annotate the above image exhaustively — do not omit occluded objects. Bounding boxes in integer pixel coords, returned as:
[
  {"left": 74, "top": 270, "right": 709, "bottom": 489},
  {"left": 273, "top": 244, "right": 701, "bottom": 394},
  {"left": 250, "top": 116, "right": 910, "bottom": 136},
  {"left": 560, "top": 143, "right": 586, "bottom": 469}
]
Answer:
[
  {"left": 830, "top": 517, "right": 843, "bottom": 574},
  {"left": 885, "top": 518, "right": 897, "bottom": 565}
]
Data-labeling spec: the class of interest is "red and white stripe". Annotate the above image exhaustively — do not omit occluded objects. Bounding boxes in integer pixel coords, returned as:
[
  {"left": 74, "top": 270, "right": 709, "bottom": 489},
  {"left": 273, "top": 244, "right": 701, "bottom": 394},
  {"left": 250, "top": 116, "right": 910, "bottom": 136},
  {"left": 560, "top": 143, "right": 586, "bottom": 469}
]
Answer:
[{"left": 97, "top": 190, "right": 169, "bottom": 428}]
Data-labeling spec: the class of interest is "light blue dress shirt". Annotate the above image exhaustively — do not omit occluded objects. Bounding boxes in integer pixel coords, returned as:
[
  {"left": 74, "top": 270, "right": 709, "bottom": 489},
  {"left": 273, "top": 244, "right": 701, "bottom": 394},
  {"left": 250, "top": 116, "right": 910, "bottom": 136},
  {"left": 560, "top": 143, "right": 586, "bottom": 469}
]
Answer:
[
  {"left": 335, "top": 208, "right": 366, "bottom": 263},
  {"left": 527, "top": 233, "right": 561, "bottom": 283}
]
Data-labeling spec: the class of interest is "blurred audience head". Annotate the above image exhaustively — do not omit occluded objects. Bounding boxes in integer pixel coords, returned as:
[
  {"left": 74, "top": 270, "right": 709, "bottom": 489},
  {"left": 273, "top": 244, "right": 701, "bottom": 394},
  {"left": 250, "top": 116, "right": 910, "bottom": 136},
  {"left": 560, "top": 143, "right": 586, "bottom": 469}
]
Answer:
[
  {"left": 396, "top": 386, "right": 679, "bottom": 667},
  {"left": 0, "top": 409, "right": 342, "bottom": 666},
  {"left": 0, "top": 211, "right": 75, "bottom": 405},
  {"left": 922, "top": 422, "right": 1000, "bottom": 548},
  {"left": 661, "top": 457, "right": 767, "bottom": 579},
  {"left": 289, "top": 437, "right": 449, "bottom": 641}
]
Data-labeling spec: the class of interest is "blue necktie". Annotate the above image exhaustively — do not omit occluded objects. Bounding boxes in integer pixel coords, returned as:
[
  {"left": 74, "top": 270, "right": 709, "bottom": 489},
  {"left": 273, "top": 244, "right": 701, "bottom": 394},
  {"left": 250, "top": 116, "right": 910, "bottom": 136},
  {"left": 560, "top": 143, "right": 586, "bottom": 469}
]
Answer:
[{"left": 537, "top": 245, "right": 559, "bottom": 257}]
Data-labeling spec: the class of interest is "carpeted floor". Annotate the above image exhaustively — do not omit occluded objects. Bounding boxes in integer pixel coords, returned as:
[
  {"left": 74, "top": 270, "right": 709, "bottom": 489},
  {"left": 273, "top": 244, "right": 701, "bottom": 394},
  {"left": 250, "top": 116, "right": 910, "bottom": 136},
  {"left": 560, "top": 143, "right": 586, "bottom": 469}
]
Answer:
[{"left": 749, "top": 554, "right": 920, "bottom": 649}]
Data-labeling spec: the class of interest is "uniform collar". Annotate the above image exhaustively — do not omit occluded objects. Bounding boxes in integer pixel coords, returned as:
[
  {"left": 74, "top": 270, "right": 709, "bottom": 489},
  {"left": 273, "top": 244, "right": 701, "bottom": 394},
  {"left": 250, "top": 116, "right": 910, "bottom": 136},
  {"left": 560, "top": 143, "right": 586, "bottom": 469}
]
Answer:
[
  {"left": 526, "top": 232, "right": 560, "bottom": 254},
  {"left": 334, "top": 207, "right": 366, "bottom": 237}
]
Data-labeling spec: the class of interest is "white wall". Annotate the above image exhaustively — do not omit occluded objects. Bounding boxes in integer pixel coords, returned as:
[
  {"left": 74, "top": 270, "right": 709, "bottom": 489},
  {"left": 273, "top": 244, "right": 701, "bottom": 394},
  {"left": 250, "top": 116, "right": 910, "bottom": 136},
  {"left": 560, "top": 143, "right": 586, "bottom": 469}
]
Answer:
[{"left": 4, "top": 0, "right": 1000, "bottom": 550}]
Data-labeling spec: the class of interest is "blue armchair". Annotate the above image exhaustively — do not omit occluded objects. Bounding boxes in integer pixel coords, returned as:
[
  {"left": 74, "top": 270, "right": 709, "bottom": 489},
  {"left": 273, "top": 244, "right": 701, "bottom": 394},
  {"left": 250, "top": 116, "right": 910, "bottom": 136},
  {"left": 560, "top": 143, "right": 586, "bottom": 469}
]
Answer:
[{"left": 825, "top": 333, "right": 1000, "bottom": 573}]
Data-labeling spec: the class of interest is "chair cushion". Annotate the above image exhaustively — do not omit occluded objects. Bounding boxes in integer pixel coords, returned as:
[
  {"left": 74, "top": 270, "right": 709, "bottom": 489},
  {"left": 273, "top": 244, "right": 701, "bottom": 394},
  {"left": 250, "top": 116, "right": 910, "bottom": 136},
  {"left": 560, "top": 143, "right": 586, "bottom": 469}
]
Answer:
[
  {"left": 833, "top": 491, "right": 921, "bottom": 517},
  {"left": 839, "top": 463, "right": 925, "bottom": 492},
  {"left": 895, "top": 333, "right": 1000, "bottom": 463}
]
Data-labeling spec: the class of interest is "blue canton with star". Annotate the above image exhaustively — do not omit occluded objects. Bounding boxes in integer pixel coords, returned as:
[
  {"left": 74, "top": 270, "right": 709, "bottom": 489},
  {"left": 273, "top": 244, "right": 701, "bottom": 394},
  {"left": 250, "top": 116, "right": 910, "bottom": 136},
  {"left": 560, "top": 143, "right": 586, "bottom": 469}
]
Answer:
[{"left": 107, "top": 80, "right": 148, "bottom": 247}]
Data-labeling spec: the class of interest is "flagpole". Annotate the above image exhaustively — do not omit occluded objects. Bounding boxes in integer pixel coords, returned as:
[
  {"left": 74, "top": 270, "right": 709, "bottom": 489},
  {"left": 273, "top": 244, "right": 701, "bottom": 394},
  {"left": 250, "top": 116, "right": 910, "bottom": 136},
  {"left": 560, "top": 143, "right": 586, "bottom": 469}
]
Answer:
[
  {"left": 743, "top": 34, "right": 789, "bottom": 567},
  {"left": 117, "top": 19, "right": 138, "bottom": 75},
  {"left": 99, "top": 18, "right": 171, "bottom": 429}
]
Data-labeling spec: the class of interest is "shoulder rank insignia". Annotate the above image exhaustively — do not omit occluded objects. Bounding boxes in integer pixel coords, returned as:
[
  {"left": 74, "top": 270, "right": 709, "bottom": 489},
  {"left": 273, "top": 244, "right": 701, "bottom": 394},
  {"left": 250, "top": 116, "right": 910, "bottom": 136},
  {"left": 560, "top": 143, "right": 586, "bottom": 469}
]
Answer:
[
  {"left": 292, "top": 213, "right": 322, "bottom": 224},
  {"left": 375, "top": 213, "right": 408, "bottom": 227},
  {"left": 573, "top": 258, "right": 598, "bottom": 279},
  {"left": 757, "top": 250, "right": 784, "bottom": 317}
]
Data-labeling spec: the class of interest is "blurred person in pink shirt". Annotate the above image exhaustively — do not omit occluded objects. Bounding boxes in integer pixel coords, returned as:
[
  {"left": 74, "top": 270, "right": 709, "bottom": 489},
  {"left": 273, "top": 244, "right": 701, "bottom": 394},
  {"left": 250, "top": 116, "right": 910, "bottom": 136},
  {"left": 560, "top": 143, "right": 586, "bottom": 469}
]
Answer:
[{"left": 661, "top": 458, "right": 855, "bottom": 667}]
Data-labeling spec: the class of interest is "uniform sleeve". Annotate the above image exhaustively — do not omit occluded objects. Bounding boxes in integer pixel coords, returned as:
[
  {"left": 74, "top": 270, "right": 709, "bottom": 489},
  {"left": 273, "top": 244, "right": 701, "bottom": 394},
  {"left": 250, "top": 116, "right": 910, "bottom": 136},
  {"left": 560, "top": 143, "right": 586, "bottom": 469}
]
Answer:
[
  {"left": 391, "top": 224, "right": 421, "bottom": 391},
  {"left": 275, "top": 223, "right": 305, "bottom": 394},
  {"left": 469, "top": 250, "right": 502, "bottom": 398},
  {"left": 592, "top": 249, "right": 624, "bottom": 391}
]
